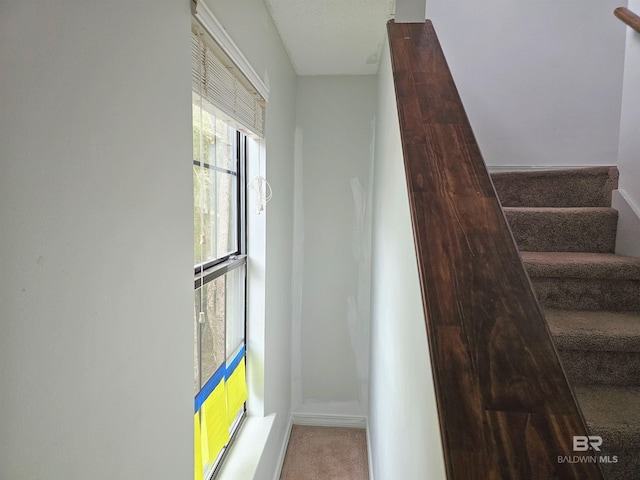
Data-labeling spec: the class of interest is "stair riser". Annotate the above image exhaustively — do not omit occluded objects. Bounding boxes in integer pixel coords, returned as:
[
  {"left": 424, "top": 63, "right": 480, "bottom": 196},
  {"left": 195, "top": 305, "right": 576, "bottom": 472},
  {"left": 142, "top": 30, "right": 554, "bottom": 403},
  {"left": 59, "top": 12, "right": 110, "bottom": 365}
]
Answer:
[
  {"left": 559, "top": 350, "right": 640, "bottom": 386},
  {"left": 491, "top": 167, "right": 618, "bottom": 207},
  {"left": 599, "top": 455, "right": 639, "bottom": 480},
  {"left": 491, "top": 167, "right": 618, "bottom": 208},
  {"left": 531, "top": 278, "right": 640, "bottom": 311},
  {"left": 505, "top": 211, "right": 617, "bottom": 253},
  {"left": 585, "top": 443, "right": 640, "bottom": 480},
  {"left": 589, "top": 438, "right": 640, "bottom": 480},
  {"left": 576, "top": 384, "right": 640, "bottom": 480}
]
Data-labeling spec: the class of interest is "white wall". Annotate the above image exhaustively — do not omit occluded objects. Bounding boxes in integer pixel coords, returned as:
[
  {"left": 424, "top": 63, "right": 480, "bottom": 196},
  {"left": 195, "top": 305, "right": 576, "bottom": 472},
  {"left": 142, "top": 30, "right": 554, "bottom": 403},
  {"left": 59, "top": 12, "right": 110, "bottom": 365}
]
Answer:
[
  {"left": 0, "top": 2, "right": 193, "bottom": 479},
  {"left": 427, "top": 0, "right": 626, "bottom": 168},
  {"left": 617, "top": 0, "right": 640, "bottom": 249},
  {"left": 368, "top": 36, "right": 447, "bottom": 480},
  {"left": 201, "top": 1, "right": 298, "bottom": 478},
  {"left": 293, "top": 76, "right": 376, "bottom": 420},
  {"left": 396, "top": 0, "right": 427, "bottom": 22}
]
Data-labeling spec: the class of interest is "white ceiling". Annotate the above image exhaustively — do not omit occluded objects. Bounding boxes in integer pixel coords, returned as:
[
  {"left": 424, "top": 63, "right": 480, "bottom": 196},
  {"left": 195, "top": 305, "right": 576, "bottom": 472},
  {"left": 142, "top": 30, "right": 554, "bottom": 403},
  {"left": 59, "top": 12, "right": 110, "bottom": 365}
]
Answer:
[{"left": 264, "top": 0, "right": 396, "bottom": 75}]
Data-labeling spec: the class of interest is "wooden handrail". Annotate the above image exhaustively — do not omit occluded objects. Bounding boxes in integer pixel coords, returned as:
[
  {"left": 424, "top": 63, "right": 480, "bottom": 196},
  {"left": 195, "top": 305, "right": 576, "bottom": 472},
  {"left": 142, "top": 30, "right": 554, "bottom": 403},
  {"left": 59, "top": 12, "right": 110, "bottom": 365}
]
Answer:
[
  {"left": 388, "top": 20, "right": 604, "bottom": 479},
  {"left": 615, "top": 7, "right": 640, "bottom": 33}
]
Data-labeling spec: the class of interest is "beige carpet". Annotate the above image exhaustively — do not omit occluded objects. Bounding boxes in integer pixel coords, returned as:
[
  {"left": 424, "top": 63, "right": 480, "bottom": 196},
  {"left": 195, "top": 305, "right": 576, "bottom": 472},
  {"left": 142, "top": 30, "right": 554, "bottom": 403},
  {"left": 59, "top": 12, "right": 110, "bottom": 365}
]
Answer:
[{"left": 280, "top": 426, "right": 369, "bottom": 480}]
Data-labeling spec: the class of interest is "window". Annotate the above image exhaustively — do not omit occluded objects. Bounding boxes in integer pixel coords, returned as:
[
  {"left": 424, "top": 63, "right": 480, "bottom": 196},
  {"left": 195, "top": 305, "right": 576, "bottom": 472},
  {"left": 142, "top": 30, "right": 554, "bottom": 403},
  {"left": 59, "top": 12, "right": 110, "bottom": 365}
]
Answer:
[
  {"left": 193, "top": 108, "right": 241, "bottom": 269},
  {"left": 192, "top": 21, "right": 263, "bottom": 480},
  {"left": 193, "top": 107, "right": 248, "bottom": 480}
]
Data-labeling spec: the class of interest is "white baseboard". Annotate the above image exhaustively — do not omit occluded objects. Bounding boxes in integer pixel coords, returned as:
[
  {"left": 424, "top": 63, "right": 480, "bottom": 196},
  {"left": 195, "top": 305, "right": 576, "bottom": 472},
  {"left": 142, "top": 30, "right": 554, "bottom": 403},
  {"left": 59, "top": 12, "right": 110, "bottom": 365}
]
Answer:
[
  {"left": 271, "top": 415, "right": 293, "bottom": 480},
  {"left": 613, "top": 189, "right": 640, "bottom": 257},
  {"left": 291, "top": 412, "right": 367, "bottom": 428}
]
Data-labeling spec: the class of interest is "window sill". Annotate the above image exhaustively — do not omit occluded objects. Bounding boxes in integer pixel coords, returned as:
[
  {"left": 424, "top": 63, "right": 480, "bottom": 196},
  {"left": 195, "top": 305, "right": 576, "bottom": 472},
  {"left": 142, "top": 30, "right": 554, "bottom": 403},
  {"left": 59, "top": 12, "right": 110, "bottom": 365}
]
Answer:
[{"left": 215, "top": 414, "right": 276, "bottom": 480}]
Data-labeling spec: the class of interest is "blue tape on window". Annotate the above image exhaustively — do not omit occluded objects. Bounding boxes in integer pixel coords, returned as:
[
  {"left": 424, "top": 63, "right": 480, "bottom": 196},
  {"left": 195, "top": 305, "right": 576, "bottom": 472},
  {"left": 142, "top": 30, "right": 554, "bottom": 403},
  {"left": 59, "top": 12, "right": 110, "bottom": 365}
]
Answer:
[
  {"left": 194, "top": 363, "right": 226, "bottom": 413},
  {"left": 225, "top": 344, "right": 246, "bottom": 380}
]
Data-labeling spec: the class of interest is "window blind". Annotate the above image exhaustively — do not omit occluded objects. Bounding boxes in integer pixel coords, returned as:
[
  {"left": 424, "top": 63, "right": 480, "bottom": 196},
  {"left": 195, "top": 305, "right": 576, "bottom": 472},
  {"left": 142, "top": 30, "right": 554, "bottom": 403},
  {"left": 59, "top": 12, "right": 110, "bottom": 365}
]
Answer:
[{"left": 191, "top": 30, "right": 265, "bottom": 138}]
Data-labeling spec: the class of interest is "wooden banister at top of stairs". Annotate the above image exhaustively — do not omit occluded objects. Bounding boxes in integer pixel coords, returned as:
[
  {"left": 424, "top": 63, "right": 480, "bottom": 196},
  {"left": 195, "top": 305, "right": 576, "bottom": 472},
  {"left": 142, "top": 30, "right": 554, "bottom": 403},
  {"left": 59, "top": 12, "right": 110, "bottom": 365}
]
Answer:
[
  {"left": 387, "top": 20, "right": 604, "bottom": 479},
  {"left": 615, "top": 7, "right": 640, "bottom": 34}
]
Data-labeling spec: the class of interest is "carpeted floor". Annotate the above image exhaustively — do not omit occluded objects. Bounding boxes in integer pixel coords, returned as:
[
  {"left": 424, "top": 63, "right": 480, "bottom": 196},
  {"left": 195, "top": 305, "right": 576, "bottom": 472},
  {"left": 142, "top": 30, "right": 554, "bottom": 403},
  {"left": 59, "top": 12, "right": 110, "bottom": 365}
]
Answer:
[{"left": 280, "top": 425, "right": 369, "bottom": 480}]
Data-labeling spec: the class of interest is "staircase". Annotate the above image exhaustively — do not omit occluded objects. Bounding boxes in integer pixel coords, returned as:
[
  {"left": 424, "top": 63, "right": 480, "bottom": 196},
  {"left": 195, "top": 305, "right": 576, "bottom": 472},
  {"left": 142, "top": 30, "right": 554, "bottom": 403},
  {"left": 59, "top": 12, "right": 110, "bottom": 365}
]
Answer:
[{"left": 493, "top": 166, "right": 640, "bottom": 479}]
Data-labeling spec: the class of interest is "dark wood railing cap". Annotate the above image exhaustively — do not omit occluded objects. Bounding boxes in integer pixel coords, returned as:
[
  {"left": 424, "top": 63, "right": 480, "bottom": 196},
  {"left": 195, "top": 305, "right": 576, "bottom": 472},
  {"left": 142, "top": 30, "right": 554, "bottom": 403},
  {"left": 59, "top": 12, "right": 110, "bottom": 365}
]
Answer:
[
  {"left": 615, "top": 7, "right": 640, "bottom": 34},
  {"left": 388, "top": 20, "right": 604, "bottom": 479}
]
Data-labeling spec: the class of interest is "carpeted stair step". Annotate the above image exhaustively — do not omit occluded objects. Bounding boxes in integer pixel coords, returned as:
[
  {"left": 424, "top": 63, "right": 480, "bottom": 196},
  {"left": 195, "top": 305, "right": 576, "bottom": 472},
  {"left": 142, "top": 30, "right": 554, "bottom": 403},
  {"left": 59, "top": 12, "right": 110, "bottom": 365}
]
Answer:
[
  {"left": 491, "top": 166, "right": 619, "bottom": 208},
  {"left": 574, "top": 385, "right": 640, "bottom": 479},
  {"left": 546, "top": 309, "right": 640, "bottom": 386},
  {"left": 522, "top": 252, "right": 640, "bottom": 311},
  {"left": 504, "top": 207, "right": 618, "bottom": 253}
]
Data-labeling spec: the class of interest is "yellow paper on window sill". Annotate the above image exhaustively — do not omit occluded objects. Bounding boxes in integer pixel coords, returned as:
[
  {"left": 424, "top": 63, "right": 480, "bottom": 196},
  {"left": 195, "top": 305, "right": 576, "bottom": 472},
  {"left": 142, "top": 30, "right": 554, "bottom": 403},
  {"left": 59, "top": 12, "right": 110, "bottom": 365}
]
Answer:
[
  {"left": 194, "top": 412, "right": 203, "bottom": 480},
  {"left": 201, "top": 380, "right": 230, "bottom": 466},
  {"left": 226, "top": 357, "right": 248, "bottom": 426}
]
